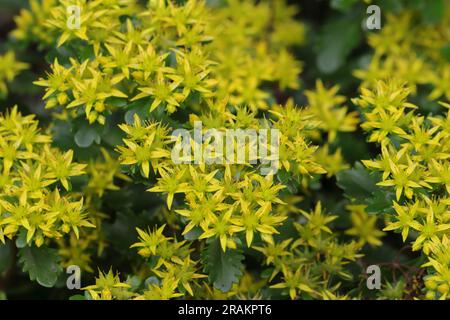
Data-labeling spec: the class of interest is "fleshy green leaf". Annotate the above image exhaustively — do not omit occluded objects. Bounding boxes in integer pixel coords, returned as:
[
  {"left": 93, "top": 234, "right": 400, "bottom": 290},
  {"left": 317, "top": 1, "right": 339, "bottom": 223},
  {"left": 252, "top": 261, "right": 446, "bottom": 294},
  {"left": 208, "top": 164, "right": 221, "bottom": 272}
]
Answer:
[
  {"left": 441, "top": 43, "right": 450, "bottom": 62},
  {"left": 330, "top": 0, "right": 359, "bottom": 11},
  {"left": 183, "top": 226, "right": 203, "bottom": 240},
  {"left": 18, "top": 245, "right": 62, "bottom": 288},
  {"left": 74, "top": 125, "right": 100, "bottom": 148},
  {"left": 422, "top": 0, "right": 444, "bottom": 24},
  {"left": 336, "top": 162, "right": 379, "bottom": 201},
  {"left": 202, "top": 239, "right": 244, "bottom": 292},
  {"left": 365, "top": 190, "right": 395, "bottom": 215},
  {"left": 0, "top": 242, "right": 13, "bottom": 274},
  {"left": 15, "top": 229, "right": 27, "bottom": 248},
  {"left": 315, "top": 14, "right": 362, "bottom": 74}
]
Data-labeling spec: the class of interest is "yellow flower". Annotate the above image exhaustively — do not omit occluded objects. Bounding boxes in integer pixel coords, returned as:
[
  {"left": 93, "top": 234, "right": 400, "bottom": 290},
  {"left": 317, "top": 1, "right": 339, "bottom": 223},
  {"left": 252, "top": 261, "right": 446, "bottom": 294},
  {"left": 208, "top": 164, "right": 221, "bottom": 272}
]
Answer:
[
  {"left": 132, "top": 71, "right": 183, "bottom": 113},
  {"left": 426, "top": 160, "right": 450, "bottom": 194},
  {"left": 147, "top": 168, "right": 190, "bottom": 209},
  {"left": 0, "top": 51, "right": 28, "bottom": 97},
  {"left": 270, "top": 266, "right": 316, "bottom": 300},
  {"left": 345, "top": 205, "right": 385, "bottom": 247},
  {"left": 300, "top": 201, "right": 337, "bottom": 235},
  {"left": 0, "top": 107, "right": 91, "bottom": 246},
  {"left": 199, "top": 208, "right": 244, "bottom": 252},
  {"left": 376, "top": 159, "right": 429, "bottom": 200},
  {"left": 34, "top": 58, "right": 71, "bottom": 100},
  {"left": 43, "top": 147, "right": 86, "bottom": 190},
  {"left": 314, "top": 145, "right": 350, "bottom": 178},
  {"left": 410, "top": 207, "right": 450, "bottom": 254},
  {"left": 85, "top": 148, "right": 131, "bottom": 197},
  {"left": 305, "top": 80, "right": 358, "bottom": 142},
  {"left": 153, "top": 257, "right": 206, "bottom": 296},
  {"left": 383, "top": 201, "right": 421, "bottom": 242},
  {"left": 116, "top": 115, "right": 171, "bottom": 177},
  {"left": 83, "top": 269, "right": 132, "bottom": 300},
  {"left": 130, "top": 225, "right": 169, "bottom": 258},
  {"left": 135, "top": 277, "right": 183, "bottom": 300}
]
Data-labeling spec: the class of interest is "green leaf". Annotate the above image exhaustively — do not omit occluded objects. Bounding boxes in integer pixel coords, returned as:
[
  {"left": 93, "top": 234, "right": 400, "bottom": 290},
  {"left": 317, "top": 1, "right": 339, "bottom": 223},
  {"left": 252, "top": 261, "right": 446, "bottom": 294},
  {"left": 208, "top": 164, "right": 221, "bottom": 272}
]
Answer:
[
  {"left": 0, "top": 242, "right": 13, "bottom": 274},
  {"left": 315, "top": 14, "right": 362, "bottom": 74},
  {"left": 441, "top": 43, "right": 450, "bottom": 62},
  {"left": 276, "top": 169, "right": 291, "bottom": 185},
  {"left": 18, "top": 245, "right": 62, "bottom": 288},
  {"left": 15, "top": 229, "right": 27, "bottom": 248},
  {"left": 336, "top": 162, "right": 379, "bottom": 201},
  {"left": 202, "top": 239, "right": 244, "bottom": 292},
  {"left": 261, "top": 268, "right": 274, "bottom": 279},
  {"left": 365, "top": 190, "right": 395, "bottom": 215},
  {"left": 104, "top": 209, "right": 155, "bottom": 252},
  {"left": 422, "top": 0, "right": 444, "bottom": 24},
  {"left": 330, "top": 0, "right": 359, "bottom": 11},
  {"left": 0, "top": 0, "right": 28, "bottom": 9},
  {"left": 183, "top": 226, "right": 203, "bottom": 240},
  {"left": 74, "top": 126, "right": 100, "bottom": 148},
  {"left": 105, "top": 97, "right": 128, "bottom": 108},
  {"left": 124, "top": 99, "right": 151, "bottom": 124}
]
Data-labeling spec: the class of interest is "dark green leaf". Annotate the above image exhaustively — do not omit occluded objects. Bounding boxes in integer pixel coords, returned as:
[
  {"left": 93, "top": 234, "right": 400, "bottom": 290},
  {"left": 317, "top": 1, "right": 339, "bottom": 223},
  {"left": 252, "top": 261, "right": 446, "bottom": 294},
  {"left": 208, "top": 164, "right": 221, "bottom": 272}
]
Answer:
[
  {"left": 15, "top": 229, "right": 27, "bottom": 248},
  {"left": 74, "top": 126, "right": 100, "bottom": 148},
  {"left": 183, "top": 226, "right": 203, "bottom": 240},
  {"left": 315, "top": 14, "right": 362, "bottom": 74},
  {"left": 105, "top": 97, "right": 128, "bottom": 108},
  {"left": 0, "top": 242, "right": 13, "bottom": 274},
  {"left": 422, "top": 0, "right": 444, "bottom": 24},
  {"left": 330, "top": 0, "right": 359, "bottom": 11},
  {"left": 202, "top": 239, "right": 244, "bottom": 292},
  {"left": 365, "top": 190, "right": 395, "bottom": 215},
  {"left": 336, "top": 162, "right": 379, "bottom": 201},
  {"left": 18, "top": 245, "right": 62, "bottom": 288},
  {"left": 441, "top": 43, "right": 450, "bottom": 62}
]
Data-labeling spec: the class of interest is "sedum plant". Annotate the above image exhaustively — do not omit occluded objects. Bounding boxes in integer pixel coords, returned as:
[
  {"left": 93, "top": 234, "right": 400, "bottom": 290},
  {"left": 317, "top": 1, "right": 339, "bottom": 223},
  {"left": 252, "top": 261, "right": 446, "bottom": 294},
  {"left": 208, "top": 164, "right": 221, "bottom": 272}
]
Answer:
[{"left": 0, "top": 0, "right": 448, "bottom": 301}]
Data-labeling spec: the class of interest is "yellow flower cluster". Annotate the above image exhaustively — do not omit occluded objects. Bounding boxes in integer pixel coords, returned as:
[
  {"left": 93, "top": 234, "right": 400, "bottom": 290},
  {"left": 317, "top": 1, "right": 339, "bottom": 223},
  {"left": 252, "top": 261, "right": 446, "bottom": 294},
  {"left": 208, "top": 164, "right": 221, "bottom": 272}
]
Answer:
[
  {"left": 305, "top": 80, "right": 359, "bottom": 143},
  {"left": 105, "top": 102, "right": 365, "bottom": 298},
  {"left": 116, "top": 106, "right": 326, "bottom": 252},
  {"left": 0, "top": 107, "right": 93, "bottom": 247},
  {"left": 11, "top": 0, "right": 58, "bottom": 45},
  {"left": 83, "top": 269, "right": 133, "bottom": 300},
  {"left": 345, "top": 204, "right": 385, "bottom": 247},
  {"left": 206, "top": 0, "right": 305, "bottom": 108},
  {"left": 57, "top": 148, "right": 129, "bottom": 272},
  {"left": 29, "top": 0, "right": 305, "bottom": 124},
  {"left": 0, "top": 51, "right": 28, "bottom": 97},
  {"left": 257, "top": 202, "right": 363, "bottom": 300},
  {"left": 10, "top": 0, "right": 372, "bottom": 299},
  {"left": 85, "top": 148, "right": 131, "bottom": 198},
  {"left": 354, "top": 80, "right": 450, "bottom": 299},
  {"left": 84, "top": 225, "right": 204, "bottom": 300},
  {"left": 302, "top": 80, "right": 359, "bottom": 179},
  {"left": 85, "top": 202, "right": 364, "bottom": 300},
  {"left": 131, "top": 225, "right": 205, "bottom": 299},
  {"left": 354, "top": 10, "right": 450, "bottom": 99}
]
